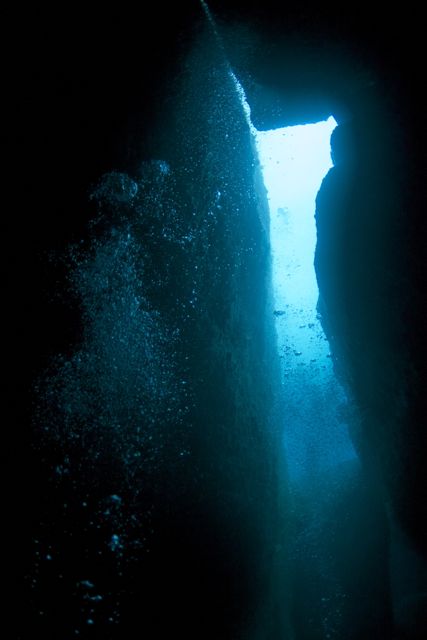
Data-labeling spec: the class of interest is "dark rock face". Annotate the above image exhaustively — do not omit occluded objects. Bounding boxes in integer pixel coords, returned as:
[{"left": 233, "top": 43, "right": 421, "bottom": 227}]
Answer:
[{"left": 315, "top": 113, "right": 427, "bottom": 556}]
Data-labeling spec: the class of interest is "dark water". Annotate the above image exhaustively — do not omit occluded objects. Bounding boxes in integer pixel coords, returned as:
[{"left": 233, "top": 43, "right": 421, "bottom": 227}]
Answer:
[{"left": 20, "top": 10, "right": 427, "bottom": 640}]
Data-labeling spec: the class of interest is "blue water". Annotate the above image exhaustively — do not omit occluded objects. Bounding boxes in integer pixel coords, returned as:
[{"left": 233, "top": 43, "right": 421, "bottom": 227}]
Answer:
[
  {"left": 255, "top": 119, "right": 357, "bottom": 481},
  {"left": 230, "top": 71, "right": 356, "bottom": 482}
]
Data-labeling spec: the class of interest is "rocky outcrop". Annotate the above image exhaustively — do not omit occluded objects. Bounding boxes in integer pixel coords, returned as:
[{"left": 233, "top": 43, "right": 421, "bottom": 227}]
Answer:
[
  {"left": 314, "top": 113, "right": 426, "bottom": 557},
  {"left": 25, "top": 25, "right": 290, "bottom": 639}
]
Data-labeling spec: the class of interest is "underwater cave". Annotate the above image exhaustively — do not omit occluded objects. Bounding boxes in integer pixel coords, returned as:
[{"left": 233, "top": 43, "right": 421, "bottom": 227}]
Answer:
[{"left": 12, "top": 1, "right": 427, "bottom": 639}]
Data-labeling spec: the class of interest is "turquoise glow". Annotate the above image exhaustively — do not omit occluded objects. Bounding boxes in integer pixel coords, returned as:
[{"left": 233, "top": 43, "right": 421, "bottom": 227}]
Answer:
[
  {"left": 255, "top": 118, "right": 357, "bottom": 480},
  {"left": 230, "top": 68, "right": 355, "bottom": 479},
  {"left": 255, "top": 116, "right": 337, "bottom": 330}
]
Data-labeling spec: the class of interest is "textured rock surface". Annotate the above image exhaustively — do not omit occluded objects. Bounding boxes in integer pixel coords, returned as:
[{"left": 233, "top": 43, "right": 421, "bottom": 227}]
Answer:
[
  {"left": 17, "top": 20, "right": 289, "bottom": 639},
  {"left": 315, "top": 114, "right": 426, "bottom": 556}
]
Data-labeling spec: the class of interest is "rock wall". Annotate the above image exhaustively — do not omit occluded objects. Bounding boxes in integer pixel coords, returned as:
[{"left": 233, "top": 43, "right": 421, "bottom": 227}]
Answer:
[
  {"left": 24, "top": 24, "right": 291, "bottom": 640},
  {"left": 315, "top": 109, "right": 426, "bottom": 556},
  {"left": 314, "top": 107, "right": 427, "bottom": 639}
]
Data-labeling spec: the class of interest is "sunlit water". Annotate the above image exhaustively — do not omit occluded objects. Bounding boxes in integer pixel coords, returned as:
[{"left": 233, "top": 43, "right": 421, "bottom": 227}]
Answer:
[
  {"left": 254, "top": 118, "right": 357, "bottom": 480},
  {"left": 255, "top": 118, "right": 336, "bottom": 368}
]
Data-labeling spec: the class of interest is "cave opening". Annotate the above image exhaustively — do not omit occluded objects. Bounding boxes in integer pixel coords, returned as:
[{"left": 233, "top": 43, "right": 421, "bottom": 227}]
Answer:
[
  {"left": 232, "top": 63, "right": 357, "bottom": 481},
  {"left": 254, "top": 116, "right": 357, "bottom": 481}
]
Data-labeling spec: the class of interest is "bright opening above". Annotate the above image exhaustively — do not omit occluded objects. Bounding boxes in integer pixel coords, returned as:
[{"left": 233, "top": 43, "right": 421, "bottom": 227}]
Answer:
[
  {"left": 255, "top": 116, "right": 337, "bottom": 334},
  {"left": 253, "top": 117, "right": 357, "bottom": 481},
  {"left": 254, "top": 117, "right": 358, "bottom": 480},
  {"left": 231, "top": 70, "right": 356, "bottom": 479},
  {"left": 230, "top": 75, "right": 357, "bottom": 483}
]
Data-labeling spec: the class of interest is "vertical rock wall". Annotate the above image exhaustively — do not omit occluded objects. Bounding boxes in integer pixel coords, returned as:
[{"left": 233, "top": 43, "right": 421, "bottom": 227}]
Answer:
[{"left": 29, "top": 26, "right": 291, "bottom": 640}]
